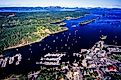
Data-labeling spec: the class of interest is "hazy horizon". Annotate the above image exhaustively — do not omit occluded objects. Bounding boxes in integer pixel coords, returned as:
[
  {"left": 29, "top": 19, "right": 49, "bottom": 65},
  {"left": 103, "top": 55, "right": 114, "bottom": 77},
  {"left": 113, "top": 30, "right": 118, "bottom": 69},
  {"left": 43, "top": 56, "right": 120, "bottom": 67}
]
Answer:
[{"left": 0, "top": 0, "right": 121, "bottom": 8}]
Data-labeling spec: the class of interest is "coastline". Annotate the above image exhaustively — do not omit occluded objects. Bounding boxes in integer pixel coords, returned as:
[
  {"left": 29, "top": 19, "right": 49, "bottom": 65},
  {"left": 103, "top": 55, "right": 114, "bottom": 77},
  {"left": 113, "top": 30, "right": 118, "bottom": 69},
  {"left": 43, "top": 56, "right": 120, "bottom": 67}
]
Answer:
[
  {"left": 52, "top": 15, "right": 86, "bottom": 24},
  {"left": 4, "top": 27, "right": 68, "bottom": 51},
  {"left": 3, "top": 15, "right": 84, "bottom": 51}
]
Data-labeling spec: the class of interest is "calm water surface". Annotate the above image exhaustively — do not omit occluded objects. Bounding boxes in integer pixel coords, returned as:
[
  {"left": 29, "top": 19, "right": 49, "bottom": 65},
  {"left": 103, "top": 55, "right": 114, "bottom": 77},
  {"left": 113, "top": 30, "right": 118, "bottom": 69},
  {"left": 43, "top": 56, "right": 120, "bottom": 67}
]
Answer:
[{"left": 1, "top": 9, "right": 121, "bottom": 77}]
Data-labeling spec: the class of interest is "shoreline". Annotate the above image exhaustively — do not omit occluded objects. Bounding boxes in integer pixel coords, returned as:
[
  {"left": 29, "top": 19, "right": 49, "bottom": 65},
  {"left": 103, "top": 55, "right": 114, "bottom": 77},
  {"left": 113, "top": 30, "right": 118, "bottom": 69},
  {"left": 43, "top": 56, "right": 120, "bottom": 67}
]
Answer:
[
  {"left": 3, "top": 15, "right": 84, "bottom": 51},
  {"left": 4, "top": 27, "right": 68, "bottom": 51},
  {"left": 52, "top": 15, "right": 86, "bottom": 24}
]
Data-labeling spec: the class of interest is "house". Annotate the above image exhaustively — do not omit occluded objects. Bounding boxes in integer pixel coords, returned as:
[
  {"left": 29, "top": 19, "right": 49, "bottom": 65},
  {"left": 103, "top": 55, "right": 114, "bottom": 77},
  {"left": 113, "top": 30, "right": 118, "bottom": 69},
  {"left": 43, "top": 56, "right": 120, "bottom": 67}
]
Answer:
[{"left": 106, "top": 65, "right": 117, "bottom": 72}]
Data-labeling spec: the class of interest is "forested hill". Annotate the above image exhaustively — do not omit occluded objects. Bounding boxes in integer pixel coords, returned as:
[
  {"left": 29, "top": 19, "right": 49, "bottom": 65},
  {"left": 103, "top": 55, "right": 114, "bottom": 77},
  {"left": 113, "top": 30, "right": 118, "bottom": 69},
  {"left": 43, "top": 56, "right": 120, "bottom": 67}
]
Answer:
[{"left": 0, "top": 11, "right": 87, "bottom": 54}]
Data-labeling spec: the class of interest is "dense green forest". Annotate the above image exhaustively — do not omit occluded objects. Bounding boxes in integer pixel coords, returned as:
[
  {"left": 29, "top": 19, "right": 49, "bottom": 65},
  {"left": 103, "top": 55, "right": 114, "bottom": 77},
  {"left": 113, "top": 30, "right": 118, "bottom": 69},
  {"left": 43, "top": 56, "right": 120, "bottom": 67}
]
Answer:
[{"left": 0, "top": 11, "right": 87, "bottom": 54}]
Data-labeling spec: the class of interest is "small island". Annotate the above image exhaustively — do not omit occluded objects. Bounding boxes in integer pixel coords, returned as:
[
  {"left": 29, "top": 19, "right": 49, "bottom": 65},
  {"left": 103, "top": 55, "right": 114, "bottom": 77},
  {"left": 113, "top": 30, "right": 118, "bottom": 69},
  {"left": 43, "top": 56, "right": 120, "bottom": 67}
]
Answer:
[{"left": 79, "top": 18, "right": 97, "bottom": 26}]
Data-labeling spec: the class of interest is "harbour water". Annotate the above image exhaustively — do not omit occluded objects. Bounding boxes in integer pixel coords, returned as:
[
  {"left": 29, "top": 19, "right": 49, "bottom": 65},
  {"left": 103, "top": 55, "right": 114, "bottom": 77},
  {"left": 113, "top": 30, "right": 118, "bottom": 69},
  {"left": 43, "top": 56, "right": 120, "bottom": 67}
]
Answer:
[{"left": 1, "top": 9, "right": 121, "bottom": 78}]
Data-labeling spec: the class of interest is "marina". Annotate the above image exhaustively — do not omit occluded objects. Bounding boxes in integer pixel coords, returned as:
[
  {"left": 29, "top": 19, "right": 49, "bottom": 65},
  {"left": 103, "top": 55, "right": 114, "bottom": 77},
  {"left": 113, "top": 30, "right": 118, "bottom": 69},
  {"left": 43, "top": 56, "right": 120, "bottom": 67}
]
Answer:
[{"left": 0, "top": 8, "right": 121, "bottom": 79}]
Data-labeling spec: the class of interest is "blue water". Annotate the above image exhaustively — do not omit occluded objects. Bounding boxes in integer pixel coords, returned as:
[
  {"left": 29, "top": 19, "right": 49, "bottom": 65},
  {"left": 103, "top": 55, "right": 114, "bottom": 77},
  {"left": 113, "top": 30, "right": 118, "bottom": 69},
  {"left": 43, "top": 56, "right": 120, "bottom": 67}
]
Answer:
[{"left": 1, "top": 9, "right": 121, "bottom": 77}]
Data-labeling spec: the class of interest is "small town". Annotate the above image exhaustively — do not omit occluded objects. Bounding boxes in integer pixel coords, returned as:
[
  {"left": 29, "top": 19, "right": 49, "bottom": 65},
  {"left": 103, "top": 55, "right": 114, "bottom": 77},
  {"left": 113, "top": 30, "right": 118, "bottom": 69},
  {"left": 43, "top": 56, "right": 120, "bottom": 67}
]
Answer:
[
  {"left": 1, "top": 38, "right": 121, "bottom": 80},
  {"left": 33, "top": 39, "right": 121, "bottom": 80}
]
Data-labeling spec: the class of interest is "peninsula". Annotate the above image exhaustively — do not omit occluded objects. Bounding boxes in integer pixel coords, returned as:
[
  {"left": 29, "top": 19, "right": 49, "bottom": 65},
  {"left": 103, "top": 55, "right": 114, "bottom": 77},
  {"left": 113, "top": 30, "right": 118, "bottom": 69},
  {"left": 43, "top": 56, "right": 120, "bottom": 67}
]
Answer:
[{"left": 0, "top": 11, "right": 86, "bottom": 53}]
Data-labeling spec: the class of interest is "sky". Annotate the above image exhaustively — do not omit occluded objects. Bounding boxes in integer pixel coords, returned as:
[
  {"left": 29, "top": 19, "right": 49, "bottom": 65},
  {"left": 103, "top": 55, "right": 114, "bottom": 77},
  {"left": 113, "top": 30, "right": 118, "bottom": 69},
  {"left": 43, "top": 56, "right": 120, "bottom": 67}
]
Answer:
[{"left": 0, "top": 0, "right": 121, "bottom": 8}]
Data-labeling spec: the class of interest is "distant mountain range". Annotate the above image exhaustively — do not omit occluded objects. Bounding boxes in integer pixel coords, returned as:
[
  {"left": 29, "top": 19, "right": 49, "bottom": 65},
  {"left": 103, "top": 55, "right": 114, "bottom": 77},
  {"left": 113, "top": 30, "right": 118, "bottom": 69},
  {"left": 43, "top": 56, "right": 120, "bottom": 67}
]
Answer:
[{"left": 0, "top": 6, "right": 121, "bottom": 12}]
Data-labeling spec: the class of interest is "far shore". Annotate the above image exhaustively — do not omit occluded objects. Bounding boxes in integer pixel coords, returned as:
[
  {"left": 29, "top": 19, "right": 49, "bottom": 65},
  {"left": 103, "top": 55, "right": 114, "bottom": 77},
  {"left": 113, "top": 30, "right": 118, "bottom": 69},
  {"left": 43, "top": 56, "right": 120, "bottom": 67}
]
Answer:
[
  {"left": 52, "top": 15, "right": 86, "bottom": 24},
  {"left": 4, "top": 27, "right": 68, "bottom": 51}
]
